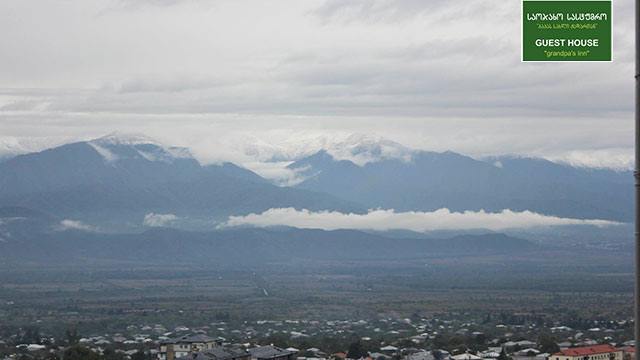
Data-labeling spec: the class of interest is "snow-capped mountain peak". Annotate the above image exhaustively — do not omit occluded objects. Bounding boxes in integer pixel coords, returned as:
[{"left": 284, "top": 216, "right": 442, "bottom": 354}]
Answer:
[
  {"left": 87, "top": 133, "right": 193, "bottom": 164},
  {"left": 90, "top": 132, "right": 161, "bottom": 147},
  {"left": 324, "top": 134, "right": 414, "bottom": 166}
]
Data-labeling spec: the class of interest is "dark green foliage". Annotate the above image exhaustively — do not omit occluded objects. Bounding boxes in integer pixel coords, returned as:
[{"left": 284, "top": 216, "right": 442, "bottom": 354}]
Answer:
[
  {"left": 131, "top": 351, "right": 153, "bottom": 360},
  {"left": 17, "top": 327, "right": 42, "bottom": 345},
  {"left": 102, "top": 348, "right": 126, "bottom": 360},
  {"left": 538, "top": 333, "right": 560, "bottom": 354},
  {"left": 347, "top": 341, "right": 367, "bottom": 359},
  {"left": 497, "top": 348, "right": 510, "bottom": 360},
  {"left": 65, "top": 329, "right": 79, "bottom": 346},
  {"left": 63, "top": 345, "right": 101, "bottom": 360}
]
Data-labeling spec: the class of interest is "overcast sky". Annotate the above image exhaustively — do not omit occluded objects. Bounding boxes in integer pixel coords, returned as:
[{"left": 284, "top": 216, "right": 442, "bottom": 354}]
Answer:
[{"left": 0, "top": 0, "right": 634, "bottom": 170}]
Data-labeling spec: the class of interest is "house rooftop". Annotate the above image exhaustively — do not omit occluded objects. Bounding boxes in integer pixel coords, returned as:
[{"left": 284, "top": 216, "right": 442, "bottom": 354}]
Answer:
[
  {"left": 177, "top": 347, "right": 249, "bottom": 360},
  {"left": 554, "top": 344, "right": 618, "bottom": 357},
  {"left": 162, "top": 334, "right": 217, "bottom": 345},
  {"left": 249, "top": 345, "right": 296, "bottom": 359}
]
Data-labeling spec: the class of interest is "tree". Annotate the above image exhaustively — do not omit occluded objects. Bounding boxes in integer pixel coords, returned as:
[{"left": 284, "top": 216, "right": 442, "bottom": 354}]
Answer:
[
  {"left": 497, "top": 348, "right": 511, "bottom": 360},
  {"left": 18, "top": 327, "right": 41, "bottom": 344},
  {"left": 447, "top": 336, "right": 465, "bottom": 351},
  {"left": 347, "top": 341, "right": 367, "bottom": 359},
  {"left": 45, "top": 353, "right": 61, "bottom": 360},
  {"left": 103, "top": 348, "right": 126, "bottom": 360},
  {"left": 433, "top": 334, "right": 447, "bottom": 350},
  {"left": 65, "top": 329, "right": 80, "bottom": 346},
  {"left": 131, "top": 351, "right": 152, "bottom": 360},
  {"left": 538, "top": 333, "right": 560, "bottom": 354},
  {"left": 473, "top": 333, "right": 487, "bottom": 346},
  {"left": 63, "top": 345, "right": 100, "bottom": 360}
]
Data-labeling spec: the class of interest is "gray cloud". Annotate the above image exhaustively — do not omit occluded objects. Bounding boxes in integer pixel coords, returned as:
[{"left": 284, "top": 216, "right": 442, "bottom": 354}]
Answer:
[
  {"left": 0, "top": 100, "right": 48, "bottom": 111},
  {"left": 103, "top": 0, "right": 213, "bottom": 13},
  {"left": 117, "top": 75, "right": 229, "bottom": 93},
  {"left": 0, "top": 0, "right": 633, "bottom": 170},
  {"left": 312, "top": 0, "right": 456, "bottom": 23}
]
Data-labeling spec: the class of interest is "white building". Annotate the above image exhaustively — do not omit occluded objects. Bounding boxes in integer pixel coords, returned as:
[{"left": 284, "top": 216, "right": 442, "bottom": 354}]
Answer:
[{"left": 159, "top": 334, "right": 219, "bottom": 360}]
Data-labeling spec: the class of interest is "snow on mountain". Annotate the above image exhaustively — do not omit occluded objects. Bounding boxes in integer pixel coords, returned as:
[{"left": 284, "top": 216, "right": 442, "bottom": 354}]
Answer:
[
  {"left": 324, "top": 134, "right": 413, "bottom": 166},
  {"left": 88, "top": 132, "right": 194, "bottom": 164},
  {"left": 235, "top": 132, "right": 413, "bottom": 165},
  {"left": 0, "top": 136, "right": 71, "bottom": 161},
  {"left": 91, "top": 132, "right": 160, "bottom": 146},
  {"left": 213, "top": 132, "right": 415, "bottom": 185}
]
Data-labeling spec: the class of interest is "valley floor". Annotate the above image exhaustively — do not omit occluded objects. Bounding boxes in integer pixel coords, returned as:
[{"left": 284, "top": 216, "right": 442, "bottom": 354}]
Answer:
[{"left": 0, "top": 255, "right": 633, "bottom": 336}]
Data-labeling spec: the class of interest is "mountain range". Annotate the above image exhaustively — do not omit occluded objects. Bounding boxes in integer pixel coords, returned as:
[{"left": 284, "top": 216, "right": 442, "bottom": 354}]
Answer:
[
  {"left": 0, "top": 133, "right": 631, "bottom": 265},
  {"left": 0, "top": 134, "right": 361, "bottom": 229},
  {"left": 0, "top": 133, "right": 632, "bottom": 230},
  {"left": 289, "top": 150, "right": 632, "bottom": 222}
]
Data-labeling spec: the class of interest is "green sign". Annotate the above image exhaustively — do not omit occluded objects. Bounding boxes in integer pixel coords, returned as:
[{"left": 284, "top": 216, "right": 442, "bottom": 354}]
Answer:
[{"left": 522, "top": 0, "right": 611, "bottom": 61}]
